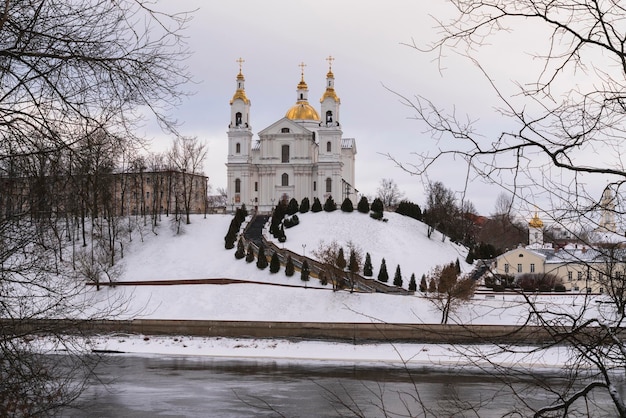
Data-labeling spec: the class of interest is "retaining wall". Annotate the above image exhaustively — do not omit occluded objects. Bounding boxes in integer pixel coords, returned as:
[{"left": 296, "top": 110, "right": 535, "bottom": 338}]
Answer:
[{"left": 4, "top": 319, "right": 614, "bottom": 345}]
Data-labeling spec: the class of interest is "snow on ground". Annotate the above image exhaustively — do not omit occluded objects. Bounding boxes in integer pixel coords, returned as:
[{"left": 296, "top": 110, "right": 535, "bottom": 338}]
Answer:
[
  {"left": 118, "top": 211, "right": 467, "bottom": 285},
  {"left": 82, "top": 212, "right": 604, "bottom": 365},
  {"left": 267, "top": 210, "right": 471, "bottom": 278},
  {"left": 88, "top": 334, "right": 572, "bottom": 372},
  {"left": 88, "top": 212, "right": 599, "bottom": 324}
]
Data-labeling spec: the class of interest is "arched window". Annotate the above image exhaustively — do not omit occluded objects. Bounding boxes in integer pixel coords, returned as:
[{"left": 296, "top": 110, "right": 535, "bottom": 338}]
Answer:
[
  {"left": 325, "top": 178, "right": 332, "bottom": 193},
  {"left": 281, "top": 145, "right": 290, "bottom": 163},
  {"left": 326, "top": 141, "right": 331, "bottom": 152},
  {"left": 235, "top": 112, "right": 242, "bottom": 126},
  {"left": 235, "top": 143, "right": 241, "bottom": 153},
  {"left": 326, "top": 110, "right": 333, "bottom": 123},
  {"left": 282, "top": 173, "right": 289, "bottom": 186},
  {"left": 235, "top": 178, "right": 241, "bottom": 193},
  {"left": 281, "top": 127, "right": 290, "bottom": 133}
]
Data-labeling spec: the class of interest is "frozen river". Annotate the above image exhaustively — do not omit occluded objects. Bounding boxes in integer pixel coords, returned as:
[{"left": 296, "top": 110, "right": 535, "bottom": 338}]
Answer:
[{"left": 61, "top": 355, "right": 622, "bottom": 417}]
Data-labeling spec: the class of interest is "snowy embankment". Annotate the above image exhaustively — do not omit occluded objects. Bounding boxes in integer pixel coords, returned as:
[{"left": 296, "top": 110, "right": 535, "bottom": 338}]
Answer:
[
  {"left": 86, "top": 212, "right": 598, "bottom": 323},
  {"left": 81, "top": 212, "right": 601, "bottom": 365},
  {"left": 88, "top": 334, "right": 572, "bottom": 372}
]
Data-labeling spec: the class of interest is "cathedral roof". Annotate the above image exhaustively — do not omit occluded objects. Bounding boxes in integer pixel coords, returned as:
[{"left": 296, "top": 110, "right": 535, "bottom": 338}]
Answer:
[
  {"left": 320, "top": 87, "right": 339, "bottom": 103},
  {"left": 286, "top": 63, "right": 320, "bottom": 121},
  {"left": 285, "top": 102, "right": 320, "bottom": 121},
  {"left": 230, "top": 89, "right": 250, "bottom": 105},
  {"left": 230, "top": 70, "right": 250, "bottom": 105},
  {"left": 320, "top": 69, "right": 340, "bottom": 103}
]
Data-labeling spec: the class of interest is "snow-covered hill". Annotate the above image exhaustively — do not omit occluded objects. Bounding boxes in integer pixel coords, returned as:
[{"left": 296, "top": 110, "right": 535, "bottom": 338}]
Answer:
[
  {"left": 267, "top": 211, "right": 470, "bottom": 280},
  {"left": 81, "top": 211, "right": 599, "bottom": 327},
  {"left": 121, "top": 211, "right": 469, "bottom": 285},
  {"left": 80, "top": 211, "right": 604, "bottom": 366}
]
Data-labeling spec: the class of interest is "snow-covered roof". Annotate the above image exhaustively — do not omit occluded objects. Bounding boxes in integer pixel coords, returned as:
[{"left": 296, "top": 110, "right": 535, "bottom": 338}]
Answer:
[
  {"left": 527, "top": 246, "right": 626, "bottom": 265},
  {"left": 588, "top": 230, "right": 626, "bottom": 245}
]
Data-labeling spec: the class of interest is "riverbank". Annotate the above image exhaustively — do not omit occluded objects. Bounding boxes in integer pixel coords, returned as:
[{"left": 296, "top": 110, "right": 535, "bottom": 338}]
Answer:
[{"left": 87, "top": 333, "right": 571, "bottom": 372}]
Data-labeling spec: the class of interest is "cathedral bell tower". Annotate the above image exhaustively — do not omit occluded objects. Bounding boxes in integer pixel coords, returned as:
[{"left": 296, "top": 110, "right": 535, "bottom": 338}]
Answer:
[
  {"left": 227, "top": 58, "right": 253, "bottom": 208},
  {"left": 598, "top": 185, "right": 617, "bottom": 233},
  {"left": 320, "top": 55, "right": 340, "bottom": 126},
  {"left": 229, "top": 58, "right": 251, "bottom": 129},
  {"left": 317, "top": 56, "right": 345, "bottom": 204}
]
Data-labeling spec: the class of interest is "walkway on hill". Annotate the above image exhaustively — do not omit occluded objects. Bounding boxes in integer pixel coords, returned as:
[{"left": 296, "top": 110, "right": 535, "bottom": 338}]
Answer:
[
  {"left": 237, "top": 212, "right": 412, "bottom": 295},
  {"left": 243, "top": 214, "right": 269, "bottom": 247}
]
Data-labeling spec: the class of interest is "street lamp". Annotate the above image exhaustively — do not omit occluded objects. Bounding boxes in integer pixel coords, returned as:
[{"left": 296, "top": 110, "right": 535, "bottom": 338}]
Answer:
[{"left": 204, "top": 177, "right": 208, "bottom": 218}]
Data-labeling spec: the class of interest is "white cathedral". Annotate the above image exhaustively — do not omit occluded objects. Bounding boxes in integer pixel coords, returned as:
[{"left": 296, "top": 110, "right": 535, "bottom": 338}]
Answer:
[{"left": 226, "top": 58, "right": 357, "bottom": 213}]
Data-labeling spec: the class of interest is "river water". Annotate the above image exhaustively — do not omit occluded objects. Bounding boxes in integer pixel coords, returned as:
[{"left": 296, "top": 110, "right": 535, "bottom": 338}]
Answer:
[{"left": 61, "top": 355, "right": 621, "bottom": 417}]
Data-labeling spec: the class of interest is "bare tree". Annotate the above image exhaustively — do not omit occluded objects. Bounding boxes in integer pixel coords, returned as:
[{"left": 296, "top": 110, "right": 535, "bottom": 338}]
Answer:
[
  {"left": 0, "top": 0, "right": 192, "bottom": 414},
  {"left": 385, "top": 1, "right": 626, "bottom": 415},
  {"left": 478, "top": 193, "right": 528, "bottom": 253},
  {"left": 376, "top": 178, "right": 405, "bottom": 210},
  {"left": 423, "top": 181, "right": 458, "bottom": 240},
  {"left": 313, "top": 240, "right": 347, "bottom": 291},
  {"left": 346, "top": 241, "right": 363, "bottom": 293},
  {"left": 425, "top": 262, "right": 476, "bottom": 324},
  {"left": 168, "top": 136, "right": 208, "bottom": 224},
  {"left": 493, "top": 192, "right": 514, "bottom": 222}
]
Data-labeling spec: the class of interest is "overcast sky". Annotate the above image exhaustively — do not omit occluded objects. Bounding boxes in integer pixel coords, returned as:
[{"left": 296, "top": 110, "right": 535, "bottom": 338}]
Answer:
[{"left": 144, "top": 1, "right": 574, "bottom": 216}]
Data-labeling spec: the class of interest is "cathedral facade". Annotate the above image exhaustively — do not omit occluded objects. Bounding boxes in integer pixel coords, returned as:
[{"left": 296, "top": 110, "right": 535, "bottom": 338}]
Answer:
[{"left": 226, "top": 59, "right": 357, "bottom": 213}]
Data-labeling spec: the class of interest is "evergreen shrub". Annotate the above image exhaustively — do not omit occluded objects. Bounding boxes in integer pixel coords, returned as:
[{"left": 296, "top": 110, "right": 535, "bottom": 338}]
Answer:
[
  {"left": 357, "top": 196, "right": 370, "bottom": 213},
  {"left": 341, "top": 198, "right": 354, "bottom": 212},
  {"left": 323, "top": 196, "right": 337, "bottom": 212},
  {"left": 311, "top": 197, "right": 322, "bottom": 213},
  {"left": 299, "top": 197, "right": 310, "bottom": 213}
]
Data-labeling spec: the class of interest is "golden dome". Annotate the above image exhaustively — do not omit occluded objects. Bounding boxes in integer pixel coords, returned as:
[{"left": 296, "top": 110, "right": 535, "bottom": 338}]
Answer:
[
  {"left": 230, "top": 70, "right": 250, "bottom": 104},
  {"left": 321, "top": 87, "right": 339, "bottom": 103},
  {"left": 230, "top": 88, "right": 249, "bottom": 105},
  {"left": 285, "top": 101, "right": 320, "bottom": 120},
  {"left": 529, "top": 213, "right": 543, "bottom": 228}
]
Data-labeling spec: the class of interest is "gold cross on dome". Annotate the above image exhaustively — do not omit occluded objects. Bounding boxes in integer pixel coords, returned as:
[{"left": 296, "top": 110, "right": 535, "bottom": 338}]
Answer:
[
  {"left": 326, "top": 55, "right": 334, "bottom": 71},
  {"left": 236, "top": 57, "right": 245, "bottom": 72},
  {"left": 299, "top": 62, "right": 307, "bottom": 79}
]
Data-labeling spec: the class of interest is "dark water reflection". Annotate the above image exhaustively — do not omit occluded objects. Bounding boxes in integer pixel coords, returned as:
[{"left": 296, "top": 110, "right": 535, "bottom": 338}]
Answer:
[{"left": 61, "top": 355, "right": 622, "bottom": 417}]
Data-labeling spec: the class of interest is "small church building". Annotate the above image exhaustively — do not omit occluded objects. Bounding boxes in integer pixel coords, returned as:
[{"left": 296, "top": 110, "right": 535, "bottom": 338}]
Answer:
[
  {"left": 226, "top": 58, "right": 357, "bottom": 213},
  {"left": 493, "top": 187, "right": 626, "bottom": 293}
]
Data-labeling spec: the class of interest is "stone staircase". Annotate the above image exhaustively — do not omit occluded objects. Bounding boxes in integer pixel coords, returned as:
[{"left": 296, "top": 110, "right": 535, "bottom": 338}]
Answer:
[{"left": 243, "top": 214, "right": 269, "bottom": 247}]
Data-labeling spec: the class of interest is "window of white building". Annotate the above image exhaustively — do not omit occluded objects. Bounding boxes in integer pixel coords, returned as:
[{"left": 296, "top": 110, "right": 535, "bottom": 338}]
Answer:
[{"left": 281, "top": 145, "right": 290, "bottom": 163}]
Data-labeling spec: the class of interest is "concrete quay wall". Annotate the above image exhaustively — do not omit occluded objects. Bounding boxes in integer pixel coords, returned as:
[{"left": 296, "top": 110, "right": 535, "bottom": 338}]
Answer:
[{"left": 4, "top": 319, "right": 602, "bottom": 345}]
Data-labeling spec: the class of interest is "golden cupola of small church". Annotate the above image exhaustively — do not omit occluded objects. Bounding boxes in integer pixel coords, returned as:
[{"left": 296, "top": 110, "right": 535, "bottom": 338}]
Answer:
[{"left": 529, "top": 213, "right": 544, "bottom": 228}]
